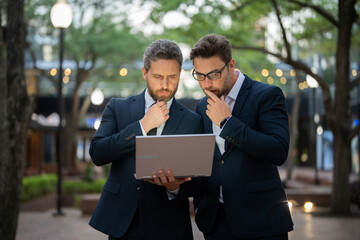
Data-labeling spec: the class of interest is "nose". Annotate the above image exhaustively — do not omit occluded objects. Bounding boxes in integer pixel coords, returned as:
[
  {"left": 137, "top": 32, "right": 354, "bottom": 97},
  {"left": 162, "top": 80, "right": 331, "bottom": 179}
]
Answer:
[
  {"left": 161, "top": 79, "right": 168, "bottom": 89},
  {"left": 203, "top": 77, "right": 212, "bottom": 88}
]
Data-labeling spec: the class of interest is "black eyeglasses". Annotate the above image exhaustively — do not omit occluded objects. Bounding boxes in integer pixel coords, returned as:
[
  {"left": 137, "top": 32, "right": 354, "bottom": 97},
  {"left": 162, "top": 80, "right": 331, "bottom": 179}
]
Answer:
[{"left": 192, "top": 61, "right": 230, "bottom": 81}]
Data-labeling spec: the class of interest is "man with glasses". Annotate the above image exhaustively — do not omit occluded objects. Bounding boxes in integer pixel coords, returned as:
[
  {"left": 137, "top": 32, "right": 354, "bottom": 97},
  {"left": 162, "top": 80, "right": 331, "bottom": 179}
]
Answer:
[{"left": 190, "top": 34, "right": 293, "bottom": 240}]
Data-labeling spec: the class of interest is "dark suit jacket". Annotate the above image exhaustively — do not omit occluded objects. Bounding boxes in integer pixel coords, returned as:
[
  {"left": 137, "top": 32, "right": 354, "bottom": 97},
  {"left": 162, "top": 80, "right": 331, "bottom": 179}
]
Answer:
[
  {"left": 89, "top": 90, "right": 202, "bottom": 239},
  {"left": 194, "top": 75, "right": 293, "bottom": 239}
]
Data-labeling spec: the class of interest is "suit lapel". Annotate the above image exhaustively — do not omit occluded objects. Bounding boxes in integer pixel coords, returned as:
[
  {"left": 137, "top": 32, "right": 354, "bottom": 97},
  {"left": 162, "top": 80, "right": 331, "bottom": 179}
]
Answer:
[
  {"left": 161, "top": 99, "right": 184, "bottom": 135},
  {"left": 200, "top": 97, "right": 212, "bottom": 134},
  {"left": 224, "top": 75, "right": 252, "bottom": 152},
  {"left": 200, "top": 98, "right": 222, "bottom": 159},
  {"left": 130, "top": 90, "right": 146, "bottom": 122},
  {"left": 231, "top": 75, "right": 252, "bottom": 118}
]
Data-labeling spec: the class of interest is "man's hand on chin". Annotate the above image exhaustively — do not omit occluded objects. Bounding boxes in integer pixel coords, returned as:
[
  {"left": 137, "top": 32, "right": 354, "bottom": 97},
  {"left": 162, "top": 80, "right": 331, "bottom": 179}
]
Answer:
[{"left": 204, "top": 90, "right": 231, "bottom": 126}]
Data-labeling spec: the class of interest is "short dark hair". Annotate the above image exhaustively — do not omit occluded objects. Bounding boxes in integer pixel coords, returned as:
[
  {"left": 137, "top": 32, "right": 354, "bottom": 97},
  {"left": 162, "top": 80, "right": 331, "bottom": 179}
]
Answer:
[
  {"left": 143, "top": 39, "right": 183, "bottom": 71},
  {"left": 190, "top": 34, "right": 232, "bottom": 63}
]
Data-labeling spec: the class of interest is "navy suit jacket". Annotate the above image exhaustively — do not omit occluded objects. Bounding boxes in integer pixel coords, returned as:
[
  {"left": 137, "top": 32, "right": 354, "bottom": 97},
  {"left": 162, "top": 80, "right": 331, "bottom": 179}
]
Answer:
[
  {"left": 194, "top": 75, "right": 293, "bottom": 239},
  {"left": 89, "top": 90, "right": 202, "bottom": 239}
]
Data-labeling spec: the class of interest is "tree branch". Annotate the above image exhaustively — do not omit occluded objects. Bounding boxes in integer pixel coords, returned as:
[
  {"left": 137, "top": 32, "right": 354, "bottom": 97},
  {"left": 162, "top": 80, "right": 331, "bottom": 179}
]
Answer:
[
  {"left": 232, "top": 46, "right": 285, "bottom": 61},
  {"left": 79, "top": 93, "right": 92, "bottom": 121},
  {"left": 79, "top": 83, "right": 98, "bottom": 121},
  {"left": 349, "top": 124, "right": 360, "bottom": 141},
  {"left": 232, "top": 45, "right": 329, "bottom": 91},
  {"left": 27, "top": 47, "right": 37, "bottom": 69},
  {"left": 288, "top": 0, "right": 339, "bottom": 27},
  {"left": 270, "top": 0, "right": 292, "bottom": 60},
  {"left": 232, "top": 44, "right": 334, "bottom": 126},
  {"left": 350, "top": 75, "right": 360, "bottom": 90}
]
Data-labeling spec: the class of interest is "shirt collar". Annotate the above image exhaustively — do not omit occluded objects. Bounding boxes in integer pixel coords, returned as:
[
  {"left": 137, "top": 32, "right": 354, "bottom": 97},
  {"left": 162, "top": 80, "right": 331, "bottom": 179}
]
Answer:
[
  {"left": 145, "top": 88, "right": 174, "bottom": 109},
  {"left": 226, "top": 70, "right": 245, "bottom": 103}
]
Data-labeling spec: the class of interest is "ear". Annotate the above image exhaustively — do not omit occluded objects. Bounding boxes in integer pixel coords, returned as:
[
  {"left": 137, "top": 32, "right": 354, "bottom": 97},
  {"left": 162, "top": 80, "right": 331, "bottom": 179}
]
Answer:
[
  {"left": 141, "top": 66, "right": 147, "bottom": 80},
  {"left": 228, "top": 59, "right": 236, "bottom": 73}
]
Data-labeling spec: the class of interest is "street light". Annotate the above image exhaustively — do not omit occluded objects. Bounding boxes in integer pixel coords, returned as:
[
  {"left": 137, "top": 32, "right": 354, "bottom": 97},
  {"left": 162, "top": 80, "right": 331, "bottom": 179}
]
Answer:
[
  {"left": 50, "top": 0, "right": 73, "bottom": 216},
  {"left": 91, "top": 88, "right": 104, "bottom": 106}
]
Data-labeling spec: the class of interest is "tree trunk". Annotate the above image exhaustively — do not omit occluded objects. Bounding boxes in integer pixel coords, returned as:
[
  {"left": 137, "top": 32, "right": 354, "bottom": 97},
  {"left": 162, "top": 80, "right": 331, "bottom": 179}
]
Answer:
[
  {"left": 330, "top": 0, "right": 357, "bottom": 215},
  {"left": 62, "top": 68, "right": 92, "bottom": 173},
  {"left": 0, "top": 1, "right": 32, "bottom": 239},
  {"left": 286, "top": 73, "right": 301, "bottom": 182},
  {"left": 0, "top": 5, "right": 11, "bottom": 238},
  {"left": 331, "top": 132, "right": 352, "bottom": 214}
]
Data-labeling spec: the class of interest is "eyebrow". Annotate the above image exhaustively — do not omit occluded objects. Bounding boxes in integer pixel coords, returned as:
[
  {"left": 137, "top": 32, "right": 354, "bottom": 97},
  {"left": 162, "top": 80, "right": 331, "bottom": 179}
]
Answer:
[
  {"left": 195, "top": 67, "right": 222, "bottom": 75},
  {"left": 151, "top": 73, "right": 178, "bottom": 76}
]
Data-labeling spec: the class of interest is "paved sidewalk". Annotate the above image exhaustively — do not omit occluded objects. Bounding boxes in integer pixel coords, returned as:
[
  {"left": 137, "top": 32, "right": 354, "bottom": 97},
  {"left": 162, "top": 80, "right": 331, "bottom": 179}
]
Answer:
[{"left": 17, "top": 207, "right": 360, "bottom": 240}]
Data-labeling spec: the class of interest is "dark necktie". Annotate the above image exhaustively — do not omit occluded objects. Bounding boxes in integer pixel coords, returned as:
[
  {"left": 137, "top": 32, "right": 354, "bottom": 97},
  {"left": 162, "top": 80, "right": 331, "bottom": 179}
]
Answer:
[
  {"left": 147, "top": 102, "right": 157, "bottom": 135},
  {"left": 148, "top": 127, "right": 157, "bottom": 135}
]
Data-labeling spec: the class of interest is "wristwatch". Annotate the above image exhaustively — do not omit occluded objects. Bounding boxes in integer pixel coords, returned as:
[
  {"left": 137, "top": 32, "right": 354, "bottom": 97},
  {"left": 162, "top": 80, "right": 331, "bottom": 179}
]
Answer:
[{"left": 220, "top": 116, "right": 230, "bottom": 129}]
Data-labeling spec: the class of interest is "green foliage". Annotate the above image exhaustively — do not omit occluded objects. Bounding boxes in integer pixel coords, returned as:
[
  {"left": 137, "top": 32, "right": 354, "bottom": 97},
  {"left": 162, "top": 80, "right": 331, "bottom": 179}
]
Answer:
[
  {"left": 233, "top": 49, "right": 275, "bottom": 82},
  {"left": 81, "top": 162, "right": 95, "bottom": 182},
  {"left": 148, "top": 0, "right": 277, "bottom": 77},
  {"left": 21, "top": 174, "right": 106, "bottom": 202},
  {"left": 21, "top": 174, "right": 57, "bottom": 202},
  {"left": 25, "top": 0, "right": 56, "bottom": 31},
  {"left": 73, "top": 194, "right": 82, "bottom": 208},
  {"left": 66, "top": 14, "right": 147, "bottom": 64},
  {"left": 62, "top": 179, "right": 106, "bottom": 194},
  {"left": 25, "top": 0, "right": 150, "bottom": 91}
]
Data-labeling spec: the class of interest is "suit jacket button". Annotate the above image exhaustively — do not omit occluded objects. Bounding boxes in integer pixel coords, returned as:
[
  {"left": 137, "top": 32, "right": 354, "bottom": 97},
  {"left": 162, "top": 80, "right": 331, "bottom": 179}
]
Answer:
[
  {"left": 137, "top": 187, "right": 141, "bottom": 191},
  {"left": 220, "top": 160, "right": 224, "bottom": 165}
]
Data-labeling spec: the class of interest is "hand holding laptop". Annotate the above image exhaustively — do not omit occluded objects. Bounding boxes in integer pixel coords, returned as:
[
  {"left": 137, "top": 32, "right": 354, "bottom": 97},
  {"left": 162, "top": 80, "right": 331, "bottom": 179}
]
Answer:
[{"left": 144, "top": 169, "right": 191, "bottom": 191}]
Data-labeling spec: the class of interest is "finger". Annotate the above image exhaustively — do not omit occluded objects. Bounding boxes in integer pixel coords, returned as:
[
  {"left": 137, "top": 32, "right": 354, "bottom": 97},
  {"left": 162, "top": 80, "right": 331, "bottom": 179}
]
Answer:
[
  {"left": 173, "top": 177, "right": 191, "bottom": 186},
  {"left": 150, "top": 103, "right": 158, "bottom": 109},
  {"left": 144, "top": 179, "right": 155, "bottom": 184},
  {"left": 157, "top": 101, "right": 167, "bottom": 107},
  {"left": 152, "top": 175, "right": 162, "bottom": 185},
  {"left": 160, "top": 103, "right": 168, "bottom": 110},
  {"left": 158, "top": 170, "right": 168, "bottom": 183},
  {"left": 166, "top": 170, "right": 175, "bottom": 182},
  {"left": 207, "top": 97, "right": 215, "bottom": 105},
  {"left": 205, "top": 90, "right": 219, "bottom": 101},
  {"left": 206, "top": 109, "right": 210, "bottom": 117},
  {"left": 184, "top": 177, "right": 192, "bottom": 182},
  {"left": 178, "top": 177, "right": 192, "bottom": 183},
  {"left": 220, "top": 95, "right": 226, "bottom": 102}
]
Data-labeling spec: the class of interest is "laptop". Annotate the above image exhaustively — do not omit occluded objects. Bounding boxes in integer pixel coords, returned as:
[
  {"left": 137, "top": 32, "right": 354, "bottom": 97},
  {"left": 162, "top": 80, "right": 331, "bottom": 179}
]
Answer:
[{"left": 135, "top": 134, "right": 215, "bottom": 179}]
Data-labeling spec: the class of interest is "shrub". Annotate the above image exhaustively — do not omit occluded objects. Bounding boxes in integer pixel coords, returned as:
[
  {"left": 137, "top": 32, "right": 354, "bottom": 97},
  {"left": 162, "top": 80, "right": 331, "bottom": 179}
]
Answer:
[
  {"left": 21, "top": 174, "right": 57, "bottom": 202},
  {"left": 21, "top": 174, "right": 106, "bottom": 202},
  {"left": 63, "top": 179, "right": 106, "bottom": 194},
  {"left": 81, "top": 162, "right": 95, "bottom": 182}
]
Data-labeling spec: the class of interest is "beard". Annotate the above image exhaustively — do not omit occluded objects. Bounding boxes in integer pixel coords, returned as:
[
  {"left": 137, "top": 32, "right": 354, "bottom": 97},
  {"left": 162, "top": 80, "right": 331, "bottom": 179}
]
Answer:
[
  {"left": 203, "top": 72, "right": 232, "bottom": 98},
  {"left": 147, "top": 82, "right": 178, "bottom": 102}
]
